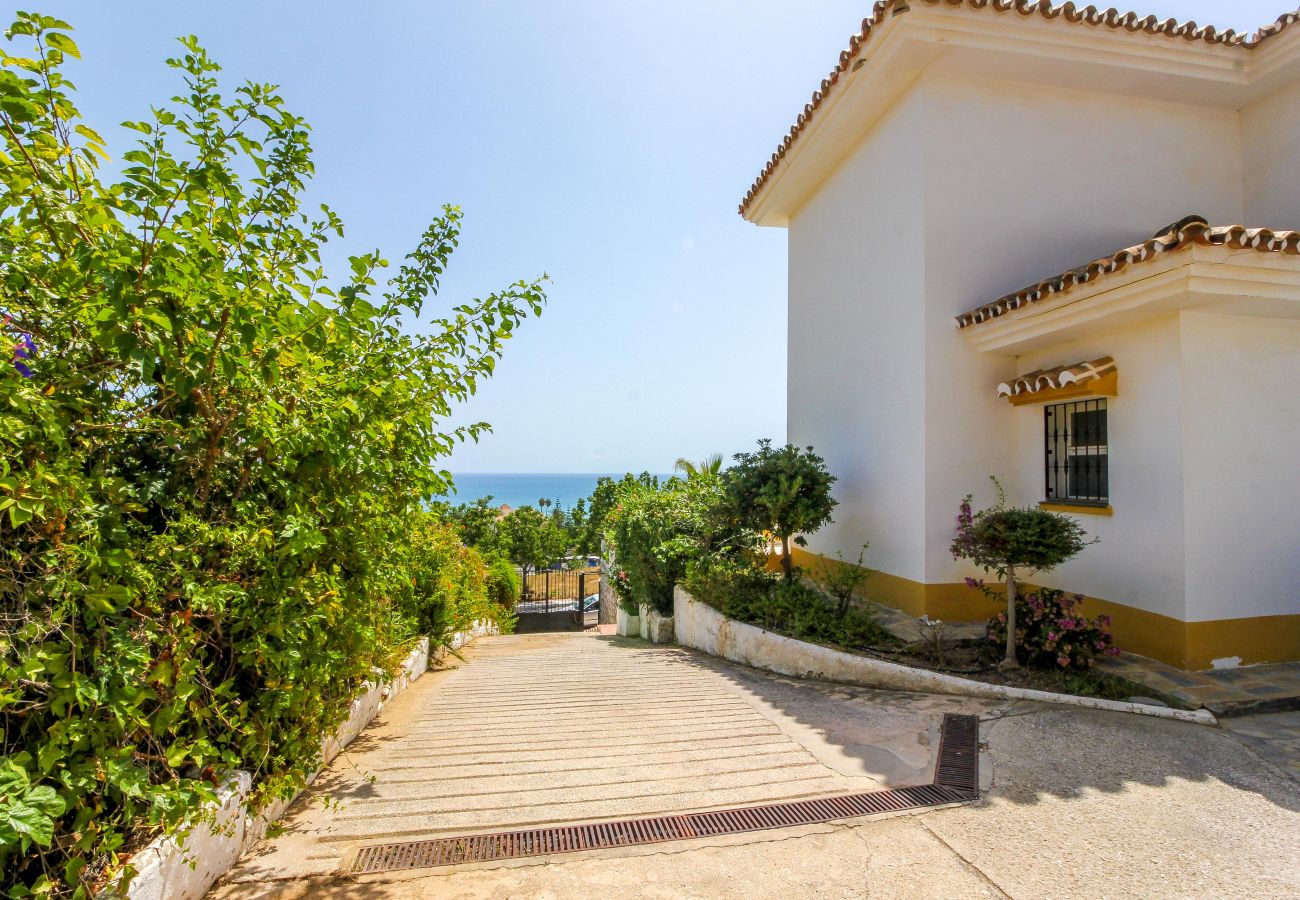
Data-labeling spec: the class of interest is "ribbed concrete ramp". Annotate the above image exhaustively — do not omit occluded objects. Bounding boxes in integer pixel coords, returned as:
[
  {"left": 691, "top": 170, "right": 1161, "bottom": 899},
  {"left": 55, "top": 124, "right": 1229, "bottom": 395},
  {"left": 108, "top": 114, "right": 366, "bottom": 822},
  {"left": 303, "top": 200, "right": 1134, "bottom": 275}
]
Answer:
[{"left": 218, "top": 631, "right": 978, "bottom": 892}]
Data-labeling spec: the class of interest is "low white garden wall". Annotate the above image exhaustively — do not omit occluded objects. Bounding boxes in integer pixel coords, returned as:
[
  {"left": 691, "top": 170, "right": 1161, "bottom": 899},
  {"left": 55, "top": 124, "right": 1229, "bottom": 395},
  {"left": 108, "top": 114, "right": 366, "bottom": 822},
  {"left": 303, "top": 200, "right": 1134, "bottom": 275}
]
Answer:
[
  {"left": 638, "top": 604, "right": 674, "bottom": 643},
  {"left": 613, "top": 603, "right": 673, "bottom": 643},
  {"left": 615, "top": 605, "right": 639, "bottom": 637},
  {"left": 110, "top": 620, "right": 499, "bottom": 900},
  {"left": 673, "top": 587, "right": 1216, "bottom": 726}
]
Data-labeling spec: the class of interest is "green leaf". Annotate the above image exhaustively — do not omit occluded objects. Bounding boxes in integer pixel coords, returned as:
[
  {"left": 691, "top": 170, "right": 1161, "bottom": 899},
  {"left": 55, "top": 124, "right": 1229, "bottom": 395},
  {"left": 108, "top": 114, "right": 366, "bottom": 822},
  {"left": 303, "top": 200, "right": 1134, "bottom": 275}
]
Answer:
[{"left": 44, "top": 32, "right": 80, "bottom": 59}]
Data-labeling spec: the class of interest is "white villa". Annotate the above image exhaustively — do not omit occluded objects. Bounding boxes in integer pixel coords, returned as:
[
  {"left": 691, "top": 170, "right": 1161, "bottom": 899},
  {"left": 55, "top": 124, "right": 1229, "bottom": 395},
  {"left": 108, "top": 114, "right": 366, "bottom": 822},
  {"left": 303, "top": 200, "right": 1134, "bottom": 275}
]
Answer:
[{"left": 741, "top": 0, "right": 1300, "bottom": 670}]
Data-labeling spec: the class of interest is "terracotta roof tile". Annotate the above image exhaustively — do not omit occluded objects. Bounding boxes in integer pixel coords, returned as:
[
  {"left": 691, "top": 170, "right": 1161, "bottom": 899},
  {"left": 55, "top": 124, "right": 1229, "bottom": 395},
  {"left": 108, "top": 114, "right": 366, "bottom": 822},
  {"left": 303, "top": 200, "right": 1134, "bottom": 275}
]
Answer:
[
  {"left": 955, "top": 215, "right": 1300, "bottom": 328},
  {"left": 997, "top": 356, "right": 1116, "bottom": 397},
  {"left": 739, "top": 2, "right": 1300, "bottom": 217}
]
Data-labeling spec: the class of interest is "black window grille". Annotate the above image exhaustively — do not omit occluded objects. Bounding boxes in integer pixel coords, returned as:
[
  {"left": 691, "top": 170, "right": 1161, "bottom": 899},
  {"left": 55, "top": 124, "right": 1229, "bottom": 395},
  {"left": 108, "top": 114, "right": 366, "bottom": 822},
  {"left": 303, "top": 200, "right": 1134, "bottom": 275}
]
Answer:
[{"left": 1044, "top": 399, "right": 1108, "bottom": 504}]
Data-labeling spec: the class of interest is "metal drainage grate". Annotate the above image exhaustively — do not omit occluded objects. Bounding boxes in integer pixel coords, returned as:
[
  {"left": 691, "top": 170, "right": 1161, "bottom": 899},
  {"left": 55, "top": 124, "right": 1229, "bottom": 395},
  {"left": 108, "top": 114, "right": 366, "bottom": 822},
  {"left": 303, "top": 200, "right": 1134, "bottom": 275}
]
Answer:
[{"left": 349, "top": 713, "right": 980, "bottom": 875}]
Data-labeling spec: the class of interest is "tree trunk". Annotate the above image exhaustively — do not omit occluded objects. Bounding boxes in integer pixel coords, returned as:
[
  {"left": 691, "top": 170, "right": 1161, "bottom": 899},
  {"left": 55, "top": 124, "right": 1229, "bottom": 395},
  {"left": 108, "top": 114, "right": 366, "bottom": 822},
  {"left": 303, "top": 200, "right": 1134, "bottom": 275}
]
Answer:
[
  {"left": 1002, "top": 565, "right": 1020, "bottom": 670},
  {"left": 780, "top": 534, "right": 793, "bottom": 581}
]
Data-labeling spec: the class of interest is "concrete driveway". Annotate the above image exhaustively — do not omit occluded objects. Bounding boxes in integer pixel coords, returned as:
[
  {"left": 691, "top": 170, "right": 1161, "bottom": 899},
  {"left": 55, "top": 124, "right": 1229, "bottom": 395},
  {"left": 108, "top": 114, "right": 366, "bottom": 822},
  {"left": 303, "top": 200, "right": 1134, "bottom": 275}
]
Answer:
[{"left": 216, "top": 632, "right": 1300, "bottom": 899}]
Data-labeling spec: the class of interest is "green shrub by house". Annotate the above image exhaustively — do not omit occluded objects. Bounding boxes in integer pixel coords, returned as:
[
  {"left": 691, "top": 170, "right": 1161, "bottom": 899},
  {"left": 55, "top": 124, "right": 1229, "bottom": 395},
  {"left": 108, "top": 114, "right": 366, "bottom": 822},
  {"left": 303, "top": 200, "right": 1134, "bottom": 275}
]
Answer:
[
  {"left": 0, "top": 15, "right": 543, "bottom": 895},
  {"left": 604, "top": 474, "right": 725, "bottom": 616}
]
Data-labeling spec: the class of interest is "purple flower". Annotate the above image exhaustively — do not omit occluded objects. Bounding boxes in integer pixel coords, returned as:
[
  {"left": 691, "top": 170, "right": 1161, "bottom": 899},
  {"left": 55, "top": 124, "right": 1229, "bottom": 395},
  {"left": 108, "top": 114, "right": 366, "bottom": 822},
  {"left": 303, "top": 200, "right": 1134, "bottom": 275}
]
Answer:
[
  {"left": 1058, "top": 618, "right": 1076, "bottom": 630},
  {"left": 1047, "top": 630, "right": 1059, "bottom": 642},
  {"left": 1105, "top": 646, "right": 1122, "bottom": 657},
  {"left": 12, "top": 333, "right": 35, "bottom": 378}
]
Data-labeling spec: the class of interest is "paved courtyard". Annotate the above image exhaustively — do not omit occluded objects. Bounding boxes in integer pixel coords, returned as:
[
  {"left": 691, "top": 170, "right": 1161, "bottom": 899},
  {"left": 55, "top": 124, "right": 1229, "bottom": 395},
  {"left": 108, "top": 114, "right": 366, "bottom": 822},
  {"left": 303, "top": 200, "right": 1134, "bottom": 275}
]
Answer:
[{"left": 217, "top": 632, "right": 1300, "bottom": 899}]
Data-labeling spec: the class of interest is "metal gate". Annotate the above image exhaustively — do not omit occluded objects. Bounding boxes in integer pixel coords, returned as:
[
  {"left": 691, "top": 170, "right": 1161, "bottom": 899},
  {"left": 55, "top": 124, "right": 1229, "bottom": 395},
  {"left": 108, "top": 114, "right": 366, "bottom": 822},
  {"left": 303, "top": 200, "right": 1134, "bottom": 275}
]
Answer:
[{"left": 515, "top": 569, "right": 597, "bottom": 633}]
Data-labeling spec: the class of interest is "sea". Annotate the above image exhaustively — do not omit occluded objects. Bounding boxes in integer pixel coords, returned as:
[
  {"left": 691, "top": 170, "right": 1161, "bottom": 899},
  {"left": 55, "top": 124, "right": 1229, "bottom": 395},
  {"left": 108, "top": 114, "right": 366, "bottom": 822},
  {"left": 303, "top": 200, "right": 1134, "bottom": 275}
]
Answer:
[{"left": 439, "top": 473, "right": 670, "bottom": 511}]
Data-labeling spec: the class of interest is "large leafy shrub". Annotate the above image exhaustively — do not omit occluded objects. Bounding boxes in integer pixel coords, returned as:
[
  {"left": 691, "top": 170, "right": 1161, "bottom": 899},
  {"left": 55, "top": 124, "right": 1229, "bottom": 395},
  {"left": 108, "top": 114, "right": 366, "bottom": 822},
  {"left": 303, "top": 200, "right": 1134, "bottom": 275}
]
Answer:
[
  {"left": 397, "top": 516, "right": 516, "bottom": 641},
  {"left": 0, "top": 15, "right": 542, "bottom": 895},
  {"left": 604, "top": 475, "right": 726, "bottom": 616},
  {"left": 685, "top": 559, "right": 890, "bottom": 650},
  {"left": 951, "top": 479, "right": 1093, "bottom": 669},
  {"left": 983, "top": 586, "right": 1118, "bottom": 671},
  {"left": 484, "top": 555, "right": 521, "bottom": 609}
]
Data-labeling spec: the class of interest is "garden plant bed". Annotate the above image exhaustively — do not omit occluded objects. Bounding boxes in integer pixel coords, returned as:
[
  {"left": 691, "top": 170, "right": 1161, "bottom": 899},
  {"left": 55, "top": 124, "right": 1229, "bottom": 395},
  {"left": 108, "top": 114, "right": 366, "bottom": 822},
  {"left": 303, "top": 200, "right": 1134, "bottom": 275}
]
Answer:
[
  {"left": 813, "top": 637, "right": 1191, "bottom": 708},
  {"left": 673, "top": 587, "right": 1215, "bottom": 724}
]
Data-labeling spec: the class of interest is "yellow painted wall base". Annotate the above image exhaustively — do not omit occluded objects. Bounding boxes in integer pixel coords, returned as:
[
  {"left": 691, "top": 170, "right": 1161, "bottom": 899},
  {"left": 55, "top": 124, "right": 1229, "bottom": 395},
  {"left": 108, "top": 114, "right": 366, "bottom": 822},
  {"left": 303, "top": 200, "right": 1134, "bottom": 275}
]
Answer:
[{"left": 790, "top": 547, "right": 1300, "bottom": 671}]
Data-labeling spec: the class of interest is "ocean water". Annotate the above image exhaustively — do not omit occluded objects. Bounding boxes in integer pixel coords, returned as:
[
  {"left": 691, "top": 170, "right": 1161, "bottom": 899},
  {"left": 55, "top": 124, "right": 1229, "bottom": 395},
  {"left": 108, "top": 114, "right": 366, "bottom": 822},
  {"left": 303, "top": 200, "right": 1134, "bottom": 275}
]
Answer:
[{"left": 440, "top": 473, "right": 670, "bottom": 511}]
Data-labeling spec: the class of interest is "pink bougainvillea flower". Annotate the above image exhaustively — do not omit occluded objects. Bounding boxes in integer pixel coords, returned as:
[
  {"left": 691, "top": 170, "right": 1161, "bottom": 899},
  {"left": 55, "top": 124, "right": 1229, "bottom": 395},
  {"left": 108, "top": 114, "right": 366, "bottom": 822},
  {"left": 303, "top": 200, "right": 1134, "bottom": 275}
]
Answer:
[{"left": 1057, "top": 655, "right": 1070, "bottom": 667}]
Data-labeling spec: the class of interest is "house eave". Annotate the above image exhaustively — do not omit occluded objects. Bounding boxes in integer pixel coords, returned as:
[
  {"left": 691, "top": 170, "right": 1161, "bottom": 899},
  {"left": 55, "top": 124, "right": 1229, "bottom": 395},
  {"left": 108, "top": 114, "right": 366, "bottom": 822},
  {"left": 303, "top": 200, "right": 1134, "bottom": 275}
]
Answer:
[{"left": 962, "top": 246, "right": 1300, "bottom": 355}]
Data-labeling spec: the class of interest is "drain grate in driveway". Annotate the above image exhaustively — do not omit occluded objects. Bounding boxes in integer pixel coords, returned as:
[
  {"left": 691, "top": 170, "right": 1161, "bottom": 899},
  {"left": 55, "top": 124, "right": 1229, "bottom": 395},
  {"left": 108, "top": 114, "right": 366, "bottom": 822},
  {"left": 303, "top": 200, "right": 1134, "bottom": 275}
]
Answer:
[{"left": 348, "top": 712, "right": 980, "bottom": 875}]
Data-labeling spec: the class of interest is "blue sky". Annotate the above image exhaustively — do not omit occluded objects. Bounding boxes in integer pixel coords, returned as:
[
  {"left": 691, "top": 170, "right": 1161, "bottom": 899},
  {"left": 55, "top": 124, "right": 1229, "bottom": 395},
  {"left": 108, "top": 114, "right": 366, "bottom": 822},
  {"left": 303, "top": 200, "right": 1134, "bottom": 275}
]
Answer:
[{"left": 26, "top": 1, "right": 1290, "bottom": 472}]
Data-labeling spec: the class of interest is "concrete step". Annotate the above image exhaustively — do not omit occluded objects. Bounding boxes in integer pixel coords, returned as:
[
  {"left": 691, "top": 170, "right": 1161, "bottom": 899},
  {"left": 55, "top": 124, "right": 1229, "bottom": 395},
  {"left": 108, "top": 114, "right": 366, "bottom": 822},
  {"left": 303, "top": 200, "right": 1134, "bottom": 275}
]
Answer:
[
  {"left": 357, "top": 748, "right": 817, "bottom": 785},
  {"left": 370, "top": 737, "right": 798, "bottom": 770},
  {"left": 329, "top": 760, "right": 837, "bottom": 815},
  {"left": 321, "top": 778, "right": 856, "bottom": 842}
]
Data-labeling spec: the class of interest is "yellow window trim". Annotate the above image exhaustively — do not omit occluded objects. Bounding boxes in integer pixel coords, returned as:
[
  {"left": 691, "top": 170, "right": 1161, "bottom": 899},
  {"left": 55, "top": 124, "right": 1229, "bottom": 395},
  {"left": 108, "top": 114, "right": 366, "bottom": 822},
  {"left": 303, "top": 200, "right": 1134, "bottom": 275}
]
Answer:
[
  {"left": 1006, "top": 371, "right": 1118, "bottom": 406},
  {"left": 1039, "top": 501, "right": 1113, "bottom": 516}
]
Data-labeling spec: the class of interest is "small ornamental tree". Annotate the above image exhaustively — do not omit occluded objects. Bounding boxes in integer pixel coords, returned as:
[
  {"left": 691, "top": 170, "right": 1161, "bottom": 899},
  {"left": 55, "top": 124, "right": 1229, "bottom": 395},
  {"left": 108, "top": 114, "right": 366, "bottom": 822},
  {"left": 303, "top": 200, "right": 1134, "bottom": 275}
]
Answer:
[
  {"left": 723, "top": 440, "right": 836, "bottom": 581},
  {"left": 503, "top": 506, "right": 549, "bottom": 576},
  {"left": 951, "top": 479, "right": 1093, "bottom": 669}
]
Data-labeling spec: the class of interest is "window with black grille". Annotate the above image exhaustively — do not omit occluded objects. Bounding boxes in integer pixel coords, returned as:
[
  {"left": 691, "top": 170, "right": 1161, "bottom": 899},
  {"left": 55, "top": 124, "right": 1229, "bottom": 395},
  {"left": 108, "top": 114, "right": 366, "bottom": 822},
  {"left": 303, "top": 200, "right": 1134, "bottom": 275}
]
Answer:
[{"left": 1044, "top": 399, "right": 1108, "bottom": 504}]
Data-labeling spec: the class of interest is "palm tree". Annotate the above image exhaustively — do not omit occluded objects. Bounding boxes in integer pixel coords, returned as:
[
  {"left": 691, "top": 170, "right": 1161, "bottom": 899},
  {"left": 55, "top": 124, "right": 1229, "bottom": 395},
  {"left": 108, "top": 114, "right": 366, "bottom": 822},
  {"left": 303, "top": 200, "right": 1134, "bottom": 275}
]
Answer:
[{"left": 674, "top": 453, "right": 723, "bottom": 479}]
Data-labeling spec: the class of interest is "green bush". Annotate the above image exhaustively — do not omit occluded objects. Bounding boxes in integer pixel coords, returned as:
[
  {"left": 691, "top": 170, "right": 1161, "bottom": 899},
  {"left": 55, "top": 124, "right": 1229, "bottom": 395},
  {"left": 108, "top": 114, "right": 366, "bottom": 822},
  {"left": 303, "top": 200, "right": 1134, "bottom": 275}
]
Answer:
[
  {"left": 397, "top": 516, "right": 516, "bottom": 641},
  {"left": 0, "top": 16, "right": 541, "bottom": 894},
  {"left": 685, "top": 559, "right": 891, "bottom": 650},
  {"left": 485, "top": 555, "right": 522, "bottom": 609},
  {"left": 605, "top": 475, "right": 726, "bottom": 616}
]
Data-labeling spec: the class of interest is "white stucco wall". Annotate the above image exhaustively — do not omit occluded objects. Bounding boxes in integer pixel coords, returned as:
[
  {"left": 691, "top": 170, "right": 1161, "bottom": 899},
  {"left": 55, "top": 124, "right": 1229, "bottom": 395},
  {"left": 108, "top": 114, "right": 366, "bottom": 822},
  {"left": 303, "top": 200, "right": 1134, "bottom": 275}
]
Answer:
[
  {"left": 783, "top": 64, "right": 1296, "bottom": 638},
  {"left": 1180, "top": 312, "right": 1300, "bottom": 622},
  {"left": 1242, "top": 79, "right": 1300, "bottom": 228},
  {"left": 787, "top": 87, "right": 928, "bottom": 582},
  {"left": 1007, "top": 317, "right": 1187, "bottom": 622},
  {"left": 918, "top": 73, "right": 1244, "bottom": 587}
]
